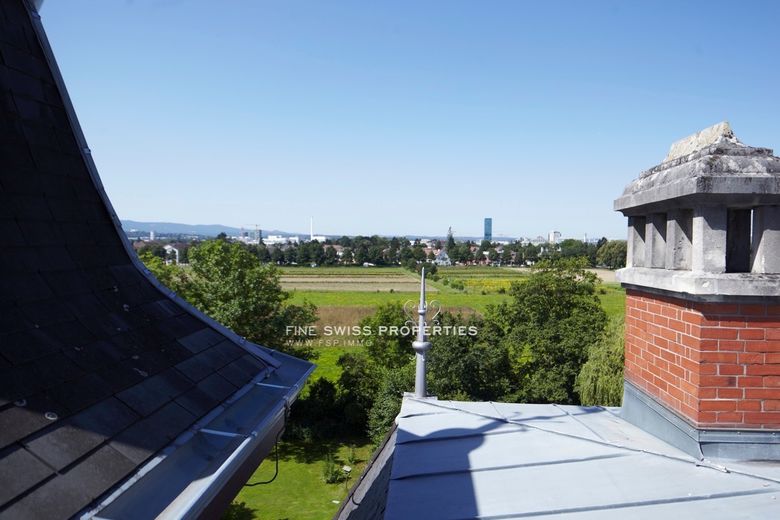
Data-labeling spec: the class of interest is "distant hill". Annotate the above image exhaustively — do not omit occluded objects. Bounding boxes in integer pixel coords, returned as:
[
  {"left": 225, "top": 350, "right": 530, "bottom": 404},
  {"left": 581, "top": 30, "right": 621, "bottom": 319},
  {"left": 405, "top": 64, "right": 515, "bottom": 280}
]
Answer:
[{"left": 120, "top": 220, "right": 299, "bottom": 238}]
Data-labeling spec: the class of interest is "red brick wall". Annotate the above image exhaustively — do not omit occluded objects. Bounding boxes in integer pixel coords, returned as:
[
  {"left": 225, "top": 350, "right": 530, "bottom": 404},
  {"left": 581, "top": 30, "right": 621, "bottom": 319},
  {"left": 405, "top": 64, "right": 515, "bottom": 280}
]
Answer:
[{"left": 625, "top": 289, "right": 780, "bottom": 429}]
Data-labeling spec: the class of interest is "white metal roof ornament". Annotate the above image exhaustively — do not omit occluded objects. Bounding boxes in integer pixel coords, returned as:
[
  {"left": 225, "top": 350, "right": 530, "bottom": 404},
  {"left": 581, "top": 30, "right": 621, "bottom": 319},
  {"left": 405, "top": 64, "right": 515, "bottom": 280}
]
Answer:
[{"left": 404, "top": 268, "right": 438, "bottom": 398}]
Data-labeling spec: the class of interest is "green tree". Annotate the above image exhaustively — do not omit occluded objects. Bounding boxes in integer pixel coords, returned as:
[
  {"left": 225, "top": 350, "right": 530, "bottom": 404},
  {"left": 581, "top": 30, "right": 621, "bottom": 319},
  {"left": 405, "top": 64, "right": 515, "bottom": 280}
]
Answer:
[
  {"left": 138, "top": 250, "right": 187, "bottom": 289},
  {"left": 323, "top": 246, "right": 338, "bottom": 265},
  {"left": 341, "top": 247, "right": 354, "bottom": 264},
  {"left": 484, "top": 258, "right": 607, "bottom": 404},
  {"left": 141, "top": 240, "right": 316, "bottom": 358},
  {"left": 501, "top": 248, "right": 513, "bottom": 266},
  {"left": 367, "top": 363, "right": 415, "bottom": 443},
  {"left": 446, "top": 229, "right": 456, "bottom": 252},
  {"left": 559, "top": 238, "right": 588, "bottom": 259},
  {"left": 596, "top": 240, "right": 627, "bottom": 269},
  {"left": 138, "top": 243, "right": 166, "bottom": 259},
  {"left": 337, "top": 352, "right": 382, "bottom": 432},
  {"left": 360, "top": 303, "right": 414, "bottom": 369},
  {"left": 427, "top": 313, "right": 511, "bottom": 401},
  {"left": 576, "top": 316, "right": 625, "bottom": 406},
  {"left": 270, "top": 246, "right": 284, "bottom": 264}
]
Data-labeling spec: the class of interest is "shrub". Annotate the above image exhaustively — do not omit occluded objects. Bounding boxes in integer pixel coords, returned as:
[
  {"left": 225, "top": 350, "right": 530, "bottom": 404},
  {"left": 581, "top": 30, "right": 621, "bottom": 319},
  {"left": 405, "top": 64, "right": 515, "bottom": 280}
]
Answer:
[{"left": 321, "top": 453, "right": 343, "bottom": 484}]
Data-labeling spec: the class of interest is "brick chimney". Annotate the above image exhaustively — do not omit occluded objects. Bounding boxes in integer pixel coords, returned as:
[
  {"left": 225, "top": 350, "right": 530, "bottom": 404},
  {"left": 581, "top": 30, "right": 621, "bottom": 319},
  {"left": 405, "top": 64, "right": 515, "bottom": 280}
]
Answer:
[{"left": 615, "top": 122, "right": 780, "bottom": 459}]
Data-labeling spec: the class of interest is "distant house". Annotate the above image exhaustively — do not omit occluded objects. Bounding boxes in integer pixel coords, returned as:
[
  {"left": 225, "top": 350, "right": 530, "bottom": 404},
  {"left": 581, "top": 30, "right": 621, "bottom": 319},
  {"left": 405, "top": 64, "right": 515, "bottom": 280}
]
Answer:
[
  {"left": 325, "top": 244, "right": 345, "bottom": 257},
  {"left": 434, "top": 250, "right": 452, "bottom": 266}
]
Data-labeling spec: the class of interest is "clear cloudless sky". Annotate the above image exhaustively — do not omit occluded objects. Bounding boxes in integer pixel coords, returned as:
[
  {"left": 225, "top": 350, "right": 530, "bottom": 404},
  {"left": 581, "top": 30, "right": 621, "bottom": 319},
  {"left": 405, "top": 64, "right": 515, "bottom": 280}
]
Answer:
[{"left": 40, "top": 0, "right": 780, "bottom": 239}]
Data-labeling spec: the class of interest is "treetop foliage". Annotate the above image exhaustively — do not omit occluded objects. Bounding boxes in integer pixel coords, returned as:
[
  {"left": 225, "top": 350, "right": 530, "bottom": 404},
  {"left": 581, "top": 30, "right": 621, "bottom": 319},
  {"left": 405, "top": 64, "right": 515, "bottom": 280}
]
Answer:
[{"left": 139, "top": 240, "right": 316, "bottom": 359}]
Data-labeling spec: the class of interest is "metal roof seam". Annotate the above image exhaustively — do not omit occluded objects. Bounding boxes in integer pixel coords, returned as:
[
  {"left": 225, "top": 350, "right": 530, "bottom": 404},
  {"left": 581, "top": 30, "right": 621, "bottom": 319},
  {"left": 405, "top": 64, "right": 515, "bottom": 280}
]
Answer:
[
  {"left": 467, "top": 487, "right": 780, "bottom": 520},
  {"left": 550, "top": 403, "right": 609, "bottom": 442},
  {"left": 405, "top": 397, "right": 780, "bottom": 486},
  {"left": 395, "top": 428, "right": 524, "bottom": 446},
  {"left": 390, "top": 453, "right": 631, "bottom": 482}
]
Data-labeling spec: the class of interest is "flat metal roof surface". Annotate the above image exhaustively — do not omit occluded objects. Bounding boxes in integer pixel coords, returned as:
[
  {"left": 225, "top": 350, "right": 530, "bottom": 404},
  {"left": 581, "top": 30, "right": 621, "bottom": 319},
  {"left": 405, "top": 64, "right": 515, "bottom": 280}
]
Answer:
[{"left": 384, "top": 398, "right": 780, "bottom": 519}]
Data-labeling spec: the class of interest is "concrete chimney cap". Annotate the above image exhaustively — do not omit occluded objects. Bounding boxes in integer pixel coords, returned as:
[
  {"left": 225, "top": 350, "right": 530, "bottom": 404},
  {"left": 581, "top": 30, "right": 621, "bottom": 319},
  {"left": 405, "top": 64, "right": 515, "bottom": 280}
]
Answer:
[
  {"left": 615, "top": 122, "right": 780, "bottom": 214},
  {"left": 663, "top": 121, "right": 741, "bottom": 163}
]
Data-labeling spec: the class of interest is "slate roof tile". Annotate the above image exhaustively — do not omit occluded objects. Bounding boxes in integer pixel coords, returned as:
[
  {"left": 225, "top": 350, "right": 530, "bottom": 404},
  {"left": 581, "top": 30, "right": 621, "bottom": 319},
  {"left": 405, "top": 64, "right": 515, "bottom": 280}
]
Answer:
[
  {"left": 172, "top": 373, "right": 238, "bottom": 420},
  {"left": 63, "top": 339, "right": 125, "bottom": 372},
  {"left": 175, "top": 352, "right": 218, "bottom": 383},
  {"left": 0, "top": 363, "right": 40, "bottom": 406},
  {"left": 0, "top": 394, "right": 68, "bottom": 451},
  {"left": 25, "top": 397, "right": 138, "bottom": 470},
  {"left": 34, "top": 246, "right": 77, "bottom": 271},
  {"left": 30, "top": 352, "right": 84, "bottom": 389},
  {"left": 116, "top": 368, "right": 192, "bottom": 417},
  {"left": 110, "top": 401, "right": 197, "bottom": 465},
  {"left": 19, "top": 299, "right": 75, "bottom": 328},
  {"left": 0, "top": 445, "right": 54, "bottom": 508},
  {"left": 50, "top": 372, "right": 114, "bottom": 414},
  {"left": 3, "top": 445, "right": 137, "bottom": 520},
  {"left": 0, "top": 328, "right": 63, "bottom": 364},
  {"left": 218, "top": 356, "right": 264, "bottom": 388},
  {"left": 177, "top": 327, "right": 224, "bottom": 353}
]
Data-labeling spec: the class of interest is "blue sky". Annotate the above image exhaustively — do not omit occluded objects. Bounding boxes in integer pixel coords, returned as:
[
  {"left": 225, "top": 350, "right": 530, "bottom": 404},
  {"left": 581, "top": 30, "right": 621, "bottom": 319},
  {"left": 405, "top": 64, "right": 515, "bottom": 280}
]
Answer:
[{"left": 41, "top": 1, "right": 780, "bottom": 239}]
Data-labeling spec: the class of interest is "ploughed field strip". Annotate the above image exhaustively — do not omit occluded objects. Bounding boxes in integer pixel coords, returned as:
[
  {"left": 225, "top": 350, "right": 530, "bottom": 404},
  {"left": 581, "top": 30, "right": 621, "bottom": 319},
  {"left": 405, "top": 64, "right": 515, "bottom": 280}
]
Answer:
[
  {"left": 0, "top": 2, "right": 312, "bottom": 519},
  {"left": 280, "top": 275, "right": 436, "bottom": 292}
]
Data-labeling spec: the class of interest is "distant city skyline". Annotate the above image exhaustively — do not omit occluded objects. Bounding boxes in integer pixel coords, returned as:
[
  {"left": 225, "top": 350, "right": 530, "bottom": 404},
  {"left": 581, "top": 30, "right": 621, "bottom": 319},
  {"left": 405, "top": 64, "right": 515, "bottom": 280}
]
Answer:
[
  {"left": 41, "top": 1, "right": 780, "bottom": 239},
  {"left": 121, "top": 218, "right": 601, "bottom": 242}
]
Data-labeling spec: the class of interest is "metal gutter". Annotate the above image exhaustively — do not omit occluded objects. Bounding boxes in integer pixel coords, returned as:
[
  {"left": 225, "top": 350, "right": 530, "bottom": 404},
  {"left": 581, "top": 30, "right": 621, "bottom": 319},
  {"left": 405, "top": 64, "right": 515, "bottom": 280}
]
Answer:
[{"left": 84, "top": 360, "right": 315, "bottom": 519}]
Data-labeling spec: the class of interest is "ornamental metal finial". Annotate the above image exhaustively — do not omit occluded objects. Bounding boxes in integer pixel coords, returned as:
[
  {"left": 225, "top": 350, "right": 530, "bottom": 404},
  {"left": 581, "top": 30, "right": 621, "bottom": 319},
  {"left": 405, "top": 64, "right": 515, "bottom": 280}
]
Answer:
[{"left": 407, "top": 267, "right": 436, "bottom": 398}]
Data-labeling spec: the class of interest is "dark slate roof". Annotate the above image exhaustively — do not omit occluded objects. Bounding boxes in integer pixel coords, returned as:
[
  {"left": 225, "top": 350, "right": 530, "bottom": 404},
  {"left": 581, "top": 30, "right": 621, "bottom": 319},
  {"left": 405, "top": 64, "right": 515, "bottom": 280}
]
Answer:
[
  {"left": 0, "top": 1, "right": 312, "bottom": 518},
  {"left": 379, "top": 398, "right": 780, "bottom": 519}
]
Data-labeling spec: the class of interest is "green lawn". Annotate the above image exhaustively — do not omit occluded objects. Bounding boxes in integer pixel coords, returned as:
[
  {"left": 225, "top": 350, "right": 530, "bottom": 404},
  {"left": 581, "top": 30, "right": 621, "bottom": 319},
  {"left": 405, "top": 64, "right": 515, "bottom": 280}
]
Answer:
[
  {"left": 308, "top": 345, "right": 361, "bottom": 383},
  {"left": 598, "top": 283, "right": 626, "bottom": 320},
  {"left": 289, "top": 290, "right": 509, "bottom": 314},
  {"left": 290, "top": 284, "right": 625, "bottom": 319},
  {"left": 230, "top": 439, "right": 374, "bottom": 520}
]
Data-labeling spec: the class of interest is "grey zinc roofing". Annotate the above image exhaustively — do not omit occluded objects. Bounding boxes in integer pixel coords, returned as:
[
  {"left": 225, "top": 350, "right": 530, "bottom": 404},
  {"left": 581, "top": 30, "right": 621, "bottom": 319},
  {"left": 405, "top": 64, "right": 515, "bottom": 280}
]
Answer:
[
  {"left": 384, "top": 398, "right": 780, "bottom": 519},
  {"left": 0, "top": 0, "right": 313, "bottom": 518}
]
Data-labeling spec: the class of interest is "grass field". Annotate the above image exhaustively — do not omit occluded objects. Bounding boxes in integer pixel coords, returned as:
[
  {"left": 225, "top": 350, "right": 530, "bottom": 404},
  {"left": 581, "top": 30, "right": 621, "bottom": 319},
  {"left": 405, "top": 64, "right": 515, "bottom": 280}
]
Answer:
[
  {"left": 231, "top": 439, "right": 374, "bottom": 520},
  {"left": 233, "top": 266, "right": 626, "bottom": 519},
  {"left": 289, "top": 290, "right": 506, "bottom": 314},
  {"left": 598, "top": 283, "right": 626, "bottom": 319}
]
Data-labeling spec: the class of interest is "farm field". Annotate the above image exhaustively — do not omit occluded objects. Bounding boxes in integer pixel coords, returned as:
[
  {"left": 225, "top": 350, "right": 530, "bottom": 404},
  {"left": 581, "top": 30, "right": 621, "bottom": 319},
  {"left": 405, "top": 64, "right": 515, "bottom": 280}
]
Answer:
[{"left": 281, "top": 266, "right": 433, "bottom": 292}]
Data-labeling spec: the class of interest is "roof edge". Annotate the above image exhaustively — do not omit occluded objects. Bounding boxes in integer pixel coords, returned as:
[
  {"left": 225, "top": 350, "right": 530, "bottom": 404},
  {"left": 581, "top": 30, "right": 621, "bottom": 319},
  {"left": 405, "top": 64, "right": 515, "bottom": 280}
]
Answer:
[{"left": 83, "top": 359, "right": 314, "bottom": 518}]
